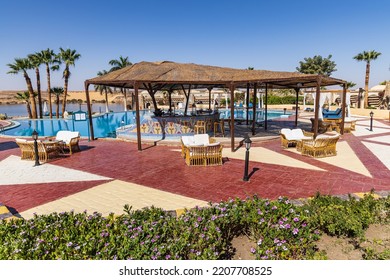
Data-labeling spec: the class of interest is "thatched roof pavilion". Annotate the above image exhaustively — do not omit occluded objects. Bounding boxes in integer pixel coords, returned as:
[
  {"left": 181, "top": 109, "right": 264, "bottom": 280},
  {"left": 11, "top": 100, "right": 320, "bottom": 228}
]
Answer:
[{"left": 85, "top": 61, "right": 347, "bottom": 151}]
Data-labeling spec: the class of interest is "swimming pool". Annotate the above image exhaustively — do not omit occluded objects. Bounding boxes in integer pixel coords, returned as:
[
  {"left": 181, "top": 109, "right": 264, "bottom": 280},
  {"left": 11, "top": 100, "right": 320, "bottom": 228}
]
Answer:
[{"left": 3, "top": 109, "right": 291, "bottom": 138}]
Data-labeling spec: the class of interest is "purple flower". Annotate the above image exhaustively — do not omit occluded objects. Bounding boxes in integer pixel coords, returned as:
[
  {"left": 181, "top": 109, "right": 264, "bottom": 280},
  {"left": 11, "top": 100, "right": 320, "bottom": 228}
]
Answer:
[
  {"left": 292, "top": 228, "right": 299, "bottom": 235},
  {"left": 257, "top": 239, "right": 263, "bottom": 245},
  {"left": 272, "top": 206, "right": 277, "bottom": 210},
  {"left": 257, "top": 210, "right": 263, "bottom": 215},
  {"left": 211, "top": 215, "right": 217, "bottom": 221},
  {"left": 293, "top": 217, "right": 299, "bottom": 222},
  {"left": 250, "top": 247, "right": 256, "bottom": 254},
  {"left": 274, "top": 238, "right": 279, "bottom": 244},
  {"left": 166, "top": 255, "right": 171, "bottom": 260},
  {"left": 194, "top": 222, "right": 199, "bottom": 228},
  {"left": 285, "top": 223, "right": 291, "bottom": 229},
  {"left": 66, "top": 242, "right": 73, "bottom": 247},
  {"left": 197, "top": 217, "right": 202, "bottom": 222},
  {"left": 302, "top": 223, "right": 307, "bottom": 227}
]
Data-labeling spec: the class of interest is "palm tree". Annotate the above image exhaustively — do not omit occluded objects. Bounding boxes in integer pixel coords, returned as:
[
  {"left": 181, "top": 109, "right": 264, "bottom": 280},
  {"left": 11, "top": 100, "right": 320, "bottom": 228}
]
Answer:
[
  {"left": 353, "top": 50, "right": 382, "bottom": 108},
  {"left": 40, "top": 48, "right": 60, "bottom": 119},
  {"left": 15, "top": 91, "right": 36, "bottom": 119},
  {"left": 7, "top": 58, "right": 37, "bottom": 118},
  {"left": 28, "top": 52, "right": 44, "bottom": 118},
  {"left": 109, "top": 56, "right": 132, "bottom": 111},
  {"left": 58, "top": 48, "right": 81, "bottom": 118},
  {"left": 95, "top": 70, "right": 113, "bottom": 113},
  {"left": 51, "top": 87, "right": 64, "bottom": 118}
]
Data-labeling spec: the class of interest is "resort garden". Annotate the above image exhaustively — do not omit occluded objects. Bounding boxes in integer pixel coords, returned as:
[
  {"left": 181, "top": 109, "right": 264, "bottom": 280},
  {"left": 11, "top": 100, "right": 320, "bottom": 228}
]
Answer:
[{"left": 1, "top": 193, "right": 389, "bottom": 260}]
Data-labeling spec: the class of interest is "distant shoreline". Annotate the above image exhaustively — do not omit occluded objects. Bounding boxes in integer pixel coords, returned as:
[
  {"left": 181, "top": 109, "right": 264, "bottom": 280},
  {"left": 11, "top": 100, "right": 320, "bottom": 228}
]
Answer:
[{"left": 0, "top": 90, "right": 126, "bottom": 105}]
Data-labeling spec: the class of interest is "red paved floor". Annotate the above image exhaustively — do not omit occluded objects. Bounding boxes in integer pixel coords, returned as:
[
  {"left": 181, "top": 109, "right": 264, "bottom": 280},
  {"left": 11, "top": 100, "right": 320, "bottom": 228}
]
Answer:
[{"left": 1, "top": 119, "right": 390, "bottom": 214}]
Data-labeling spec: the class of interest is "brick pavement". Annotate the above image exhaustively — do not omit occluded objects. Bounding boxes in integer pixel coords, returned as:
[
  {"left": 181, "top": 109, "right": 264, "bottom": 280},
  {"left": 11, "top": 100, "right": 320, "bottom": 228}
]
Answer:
[{"left": 0, "top": 117, "right": 389, "bottom": 217}]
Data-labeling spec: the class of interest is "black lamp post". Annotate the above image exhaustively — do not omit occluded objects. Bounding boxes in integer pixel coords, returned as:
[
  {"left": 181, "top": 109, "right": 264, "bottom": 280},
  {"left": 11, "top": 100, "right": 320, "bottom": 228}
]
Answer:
[
  {"left": 369, "top": 111, "right": 374, "bottom": 131},
  {"left": 243, "top": 136, "right": 252, "bottom": 181},
  {"left": 32, "top": 130, "right": 40, "bottom": 167}
]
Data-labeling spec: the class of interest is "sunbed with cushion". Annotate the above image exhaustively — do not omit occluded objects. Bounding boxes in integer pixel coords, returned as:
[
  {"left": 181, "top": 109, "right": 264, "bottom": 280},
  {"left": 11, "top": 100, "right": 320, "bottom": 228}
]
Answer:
[{"left": 323, "top": 108, "right": 342, "bottom": 119}]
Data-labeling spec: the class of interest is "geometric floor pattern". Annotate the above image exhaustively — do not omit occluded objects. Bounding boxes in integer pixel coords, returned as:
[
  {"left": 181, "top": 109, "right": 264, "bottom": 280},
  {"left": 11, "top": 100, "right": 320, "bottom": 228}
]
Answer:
[
  {"left": 1, "top": 116, "right": 390, "bottom": 218},
  {"left": 0, "top": 155, "right": 111, "bottom": 185}
]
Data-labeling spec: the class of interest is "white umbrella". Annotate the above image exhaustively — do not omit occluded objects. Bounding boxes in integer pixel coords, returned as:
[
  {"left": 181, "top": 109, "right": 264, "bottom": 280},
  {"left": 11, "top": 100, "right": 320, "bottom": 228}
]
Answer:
[{"left": 43, "top": 101, "right": 48, "bottom": 115}]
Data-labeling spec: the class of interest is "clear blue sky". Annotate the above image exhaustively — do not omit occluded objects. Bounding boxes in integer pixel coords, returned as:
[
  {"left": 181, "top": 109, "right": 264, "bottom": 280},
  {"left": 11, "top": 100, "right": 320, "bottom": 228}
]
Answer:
[{"left": 1, "top": 0, "right": 389, "bottom": 91}]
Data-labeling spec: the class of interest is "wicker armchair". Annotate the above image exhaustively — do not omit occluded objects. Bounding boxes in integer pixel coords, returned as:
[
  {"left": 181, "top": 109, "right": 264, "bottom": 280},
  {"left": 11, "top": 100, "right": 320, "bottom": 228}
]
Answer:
[
  {"left": 15, "top": 139, "right": 49, "bottom": 162},
  {"left": 184, "top": 143, "right": 223, "bottom": 166},
  {"left": 300, "top": 135, "right": 339, "bottom": 158},
  {"left": 280, "top": 128, "right": 314, "bottom": 149},
  {"left": 54, "top": 130, "right": 80, "bottom": 154},
  {"left": 181, "top": 134, "right": 222, "bottom": 166}
]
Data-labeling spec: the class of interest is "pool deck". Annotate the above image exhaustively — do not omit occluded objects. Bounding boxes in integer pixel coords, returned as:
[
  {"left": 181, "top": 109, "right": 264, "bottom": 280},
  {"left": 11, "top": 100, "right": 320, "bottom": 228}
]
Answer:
[{"left": 1, "top": 114, "right": 390, "bottom": 220}]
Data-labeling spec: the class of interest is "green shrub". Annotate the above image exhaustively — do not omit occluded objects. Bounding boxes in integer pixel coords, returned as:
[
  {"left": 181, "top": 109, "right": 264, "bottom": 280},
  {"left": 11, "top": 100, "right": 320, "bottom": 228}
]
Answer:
[
  {"left": 0, "top": 194, "right": 388, "bottom": 260},
  {"left": 304, "top": 193, "right": 388, "bottom": 238}
]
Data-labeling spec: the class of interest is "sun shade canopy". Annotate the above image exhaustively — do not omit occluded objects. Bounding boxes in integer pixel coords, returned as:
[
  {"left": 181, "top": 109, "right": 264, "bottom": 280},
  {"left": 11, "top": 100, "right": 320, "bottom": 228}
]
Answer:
[{"left": 85, "top": 61, "right": 346, "bottom": 89}]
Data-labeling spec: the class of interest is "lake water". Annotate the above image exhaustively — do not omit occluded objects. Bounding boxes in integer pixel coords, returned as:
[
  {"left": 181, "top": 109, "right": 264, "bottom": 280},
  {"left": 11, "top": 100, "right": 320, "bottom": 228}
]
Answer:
[{"left": 0, "top": 103, "right": 126, "bottom": 117}]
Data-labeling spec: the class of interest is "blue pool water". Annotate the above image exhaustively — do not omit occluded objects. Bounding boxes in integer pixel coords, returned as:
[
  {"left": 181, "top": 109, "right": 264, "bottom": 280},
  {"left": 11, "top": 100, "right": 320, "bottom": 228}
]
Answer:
[{"left": 3, "top": 109, "right": 291, "bottom": 138}]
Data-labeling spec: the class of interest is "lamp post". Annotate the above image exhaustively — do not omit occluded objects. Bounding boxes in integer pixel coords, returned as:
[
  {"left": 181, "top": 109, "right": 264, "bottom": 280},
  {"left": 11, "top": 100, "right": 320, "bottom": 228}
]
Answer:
[
  {"left": 243, "top": 136, "right": 252, "bottom": 181},
  {"left": 32, "top": 130, "right": 40, "bottom": 167},
  {"left": 369, "top": 111, "right": 374, "bottom": 131}
]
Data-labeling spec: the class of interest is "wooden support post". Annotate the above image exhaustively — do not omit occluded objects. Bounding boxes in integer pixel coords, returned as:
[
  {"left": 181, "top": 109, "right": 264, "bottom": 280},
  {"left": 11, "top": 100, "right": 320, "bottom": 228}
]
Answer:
[
  {"left": 313, "top": 78, "right": 322, "bottom": 139},
  {"left": 265, "top": 84, "right": 268, "bottom": 131},
  {"left": 208, "top": 87, "right": 212, "bottom": 110},
  {"left": 84, "top": 81, "right": 95, "bottom": 141},
  {"left": 230, "top": 84, "right": 235, "bottom": 152},
  {"left": 246, "top": 83, "right": 250, "bottom": 125},
  {"left": 341, "top": 83, "right": 347, "bottom": 135},
  {"left": 181, "top": 85, "right": 192, "bottom": 116},
  {"left": 252, "top": 83, "right": 257, "bottom": 135},
  {"left": 134, "top": 82, "right": 142, "bottom": 151},
  {"left": 295, "top": 88, "right": 299, "bottom": 127},
  {"left": 168, "top": 90, "right": 172, "bottom": 113}
]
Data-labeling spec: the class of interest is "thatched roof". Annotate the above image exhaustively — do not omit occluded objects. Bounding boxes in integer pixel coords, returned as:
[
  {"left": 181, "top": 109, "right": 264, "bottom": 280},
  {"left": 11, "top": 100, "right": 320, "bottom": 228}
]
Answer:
[{"left": 86, "top": 61, "right": 346, "bottom": 90}]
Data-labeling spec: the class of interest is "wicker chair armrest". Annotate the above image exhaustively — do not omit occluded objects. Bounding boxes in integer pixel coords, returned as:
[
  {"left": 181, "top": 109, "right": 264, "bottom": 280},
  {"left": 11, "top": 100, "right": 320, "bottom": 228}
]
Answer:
[
  {"left": 301, "top": 139, "right": 314, "bottom": 146},
  {"left": 303, "top": 131, "right": 314, "bottom": 137}
]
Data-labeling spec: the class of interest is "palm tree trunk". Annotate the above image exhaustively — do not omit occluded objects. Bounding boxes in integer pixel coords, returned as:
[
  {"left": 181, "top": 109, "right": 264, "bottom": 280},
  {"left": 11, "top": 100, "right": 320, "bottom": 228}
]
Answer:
[
  {"left": 46, "top": 64, "right": 52, "bottom": 118},
  {"left": 62, "top": 68, "right": 69, "bottom": 118},
  {"left": 364, "top": 62, "right": 370, "bottom": 108},
  {"left": 104, "top": 88, "right": 109, "bottom": 113},
  {"left": 56, "top": 96, "right": 60, "bottom": 118},
  {"left": 24, "top": 72, "right": 37, "bottom": 119},
  {"left": 36, "top": 68, "right": 43, "bottom": 118},
  {"left": 26, "top": 101, "right": 32, "bottom": 119}
]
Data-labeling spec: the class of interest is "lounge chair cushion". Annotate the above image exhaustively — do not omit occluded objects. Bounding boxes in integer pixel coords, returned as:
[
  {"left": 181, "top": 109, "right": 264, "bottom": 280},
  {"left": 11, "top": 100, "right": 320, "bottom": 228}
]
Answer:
[
  {"left": 281, "top": 129, "right": 312, "bottom": 141},
  {"left": 194, "top": 134, "right": 210, "bottom": 146},
  {"left": 56, "top": 130, "right": 80, "bottom": 144},
  {"left": 181, "top": 136, "right": 195, "bottom": 146}
]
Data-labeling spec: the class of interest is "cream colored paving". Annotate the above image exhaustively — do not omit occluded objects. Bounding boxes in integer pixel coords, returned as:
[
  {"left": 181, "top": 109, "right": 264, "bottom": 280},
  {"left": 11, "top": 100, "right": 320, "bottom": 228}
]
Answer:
[
  {"left": 222, "top": 147, "right": 325, "bottom": 171},
  {"left": 314, "top": 141, "right": 372, "bottom": 177},
  {"left": 353, "top": 120, "right": 390, "bottom": 137},
  {"left": 19, "top": 180, "right": 208, "bottom": 219},
  {"left": 0, "top": 155, "right": 110, "bottom": 185},
  {"left": 362, "top": 141, "right": 390, "bottom": 171}
]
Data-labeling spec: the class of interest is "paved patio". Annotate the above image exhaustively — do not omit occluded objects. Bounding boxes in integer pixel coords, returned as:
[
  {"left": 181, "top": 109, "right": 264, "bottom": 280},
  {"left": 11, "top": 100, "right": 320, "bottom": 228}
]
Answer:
[{"left": 1, "top": 115, "right": 389, "bottom": 220}]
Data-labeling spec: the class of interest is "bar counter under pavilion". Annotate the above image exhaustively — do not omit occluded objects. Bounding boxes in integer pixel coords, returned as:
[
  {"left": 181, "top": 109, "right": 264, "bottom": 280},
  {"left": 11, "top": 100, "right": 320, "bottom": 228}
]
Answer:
[{"left": 84, "top": 61, "right": 347, "bottom": 151}]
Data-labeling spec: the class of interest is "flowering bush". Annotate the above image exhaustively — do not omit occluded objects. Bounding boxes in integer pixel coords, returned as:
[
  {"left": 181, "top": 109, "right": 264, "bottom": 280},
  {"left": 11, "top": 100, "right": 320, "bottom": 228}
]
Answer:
[{"left": 0, "top": 194, "right": 388, "bottom": 260}]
